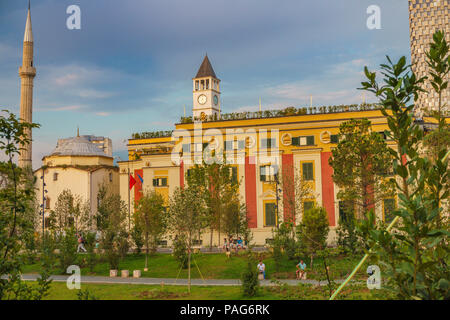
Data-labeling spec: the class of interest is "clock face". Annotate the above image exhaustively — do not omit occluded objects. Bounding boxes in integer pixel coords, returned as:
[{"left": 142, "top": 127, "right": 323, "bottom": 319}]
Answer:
[
  {"left": 213, "top": 95, "right": 218, "bottom": 105},
  {"left": 198, "top": 94, "right": 207, "bottom": 105}
]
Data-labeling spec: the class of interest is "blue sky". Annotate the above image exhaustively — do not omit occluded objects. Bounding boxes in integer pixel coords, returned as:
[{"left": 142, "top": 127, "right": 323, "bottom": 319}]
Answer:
[{"left": 0, "top": 0, "right": 411, "bottom": 168}]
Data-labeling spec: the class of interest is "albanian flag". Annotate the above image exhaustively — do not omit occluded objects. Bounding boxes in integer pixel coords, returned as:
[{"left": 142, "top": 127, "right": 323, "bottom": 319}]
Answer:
[{"left": 129, "top": 174, "right": 137, "bottom": 190}]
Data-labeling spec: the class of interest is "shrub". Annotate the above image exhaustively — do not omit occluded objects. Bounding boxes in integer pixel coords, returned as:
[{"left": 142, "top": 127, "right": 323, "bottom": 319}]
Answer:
[
  {"left": 241, "top": 254, "right": 259, "bottom": 297},
  {"left": 336, "top": 213, "right": 360, "bottom": 253},
  {"left": 296, "top": 206, "right": 330, "bottom": 268},
  {"left": 172, "top": 235, "right": 188, "bottom": 269},
  {"left": 84, "top": 231, "right": 98, "bottom": 272},
  {"left": 131, "top": 225, "right": 144, "bottom": 255},
  {"left": 58, "top": 228, "right": 78, "bottom": 273}
]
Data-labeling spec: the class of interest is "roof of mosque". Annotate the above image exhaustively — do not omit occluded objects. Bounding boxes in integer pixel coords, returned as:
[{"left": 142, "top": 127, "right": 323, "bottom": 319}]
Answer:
[{"left": 50, "top": 136, "right": 110, "bottom": 157}]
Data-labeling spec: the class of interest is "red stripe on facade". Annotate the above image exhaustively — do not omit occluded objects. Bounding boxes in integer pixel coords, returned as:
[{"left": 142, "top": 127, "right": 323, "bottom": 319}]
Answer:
[
  {"left": 245, "top": 156, "right": 257, "bottom": 228},
  {"left": 321, "top": 152, "right": 336, "bottom": 226},
  {"left": 282, "top": 154, "right": 295, "bottom": 224},
  {"left": 134, "top": 169, "right": 143, "bottom": 204},
  {"left": 180, "top": 160, "right": 184, "bottom": 188}
]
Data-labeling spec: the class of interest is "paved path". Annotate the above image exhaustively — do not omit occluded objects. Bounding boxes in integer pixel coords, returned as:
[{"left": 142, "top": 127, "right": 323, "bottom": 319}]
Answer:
[{"left": 13, "top": 274, "right": 356, "bottom": 287}]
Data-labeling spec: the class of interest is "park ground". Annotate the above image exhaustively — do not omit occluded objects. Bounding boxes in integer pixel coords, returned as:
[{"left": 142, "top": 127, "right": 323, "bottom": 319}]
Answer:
[
  {"left": 33, "top": 281, "right": 393, "bottom": 300},
  {"left": 20, "top": 251, "right": 395, "bottom": 300},
  {"left": 22, "top": 251, "right": 373, "bottom": 281}
]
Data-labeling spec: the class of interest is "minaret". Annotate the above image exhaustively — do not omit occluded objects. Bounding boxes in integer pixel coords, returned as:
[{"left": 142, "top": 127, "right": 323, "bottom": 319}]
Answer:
[{"left": 18, "top": 1, "right": 36, "bottom": 168}]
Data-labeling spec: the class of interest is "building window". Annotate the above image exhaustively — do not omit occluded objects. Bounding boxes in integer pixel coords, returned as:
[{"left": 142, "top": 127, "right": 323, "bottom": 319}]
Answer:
[
  {"left": 45, "top": 197, "right": 51, "bottom": 209},
  {"left": 303, "top": 201, "right": 314, "bottom": 212},
  {"left": 224, "top": 140, "right": 244, "bottom": 150},
  {"left": 260, "top": 165, "right": 277, "bottom": 182},
  {"left": 44, "top": 217, "right": 51, "bottom": 229},
  {"left": 301, "top": 162, "right": 314, "bottom": 181},
  {"left": 261, "top": 138, "right": 276, "bottom": 149},
  {"left": 264, "top": 202, "right": 277, "bottom": 227},
  {"left": 292, "top": 135, "right": 315, "bottom": 146},
  {"left": 153, "top": 178, "right": 168, "bottom": 187},
  {"left": 182, "top": 144, "right": 191, "bottom": 153},
  {"left": 338, "top": 201, "right": 354, "bottom": 223},
  {"left": 330, "top": 134, "right": 339, "bottom": 144},
  {"left": 53, "top": 172, "right": 58, "bottom": 181},
  {"left": 383, "top": 198, "right": 396, "bottom": 224},
  {"left": 231, "top": 167, "right": 238, "bottom": 183},
  {"left": 192, "top": 239, "right": 203, "bottom": 246},
  {"left": 109, "top": 172, "right": 113, "bottom": 182}
]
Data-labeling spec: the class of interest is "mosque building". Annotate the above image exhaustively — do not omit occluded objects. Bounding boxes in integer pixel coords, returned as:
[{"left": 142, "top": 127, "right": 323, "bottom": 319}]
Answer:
[{"left": 34, "top": 132, "right": 119, "bottom": 229}]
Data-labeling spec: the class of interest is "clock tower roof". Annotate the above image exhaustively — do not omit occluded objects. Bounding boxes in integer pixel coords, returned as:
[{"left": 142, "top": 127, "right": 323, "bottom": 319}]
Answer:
[{"left": 195, "top": 55, "right": 217, "bottom": 79}]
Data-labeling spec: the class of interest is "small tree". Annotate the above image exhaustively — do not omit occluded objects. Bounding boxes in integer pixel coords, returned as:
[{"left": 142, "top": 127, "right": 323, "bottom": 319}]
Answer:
[
  {"left": 329, "top": 118, "right": 395, "bottom": 219},
  {"left": 130, "top": 223, "right": 144, "bottom": 255},
  {"left": 168, "top": 186, "right": 206, "bottom": 293},
  {"left": 57, "top": 227, "right": 78, "bottom": 273},
  {"left": 97, "top": 183, "right": 128, "bottom": 270},
  {"left": 172, "top": 234, "right": 188, "bottom": 269},
  {"left": 186, "top": 157, "right": 240, "bottom": 249},
  {"left": 50, "top": 189, "right": 91, "bottom": 234},
  {"left": 296, "top": 206, "right": 330, "bottom": 268},
  {"left": 134, "top": 190, "right": 167, "bottom": 270},
  {"left": 241, "top": 253, "right": 259, "bottom": 297}
]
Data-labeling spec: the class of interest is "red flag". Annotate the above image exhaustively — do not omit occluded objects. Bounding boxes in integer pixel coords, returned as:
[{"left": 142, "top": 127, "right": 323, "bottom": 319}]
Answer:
[{"left": 129, "top": 174, "right": 136, "bottom": 190}]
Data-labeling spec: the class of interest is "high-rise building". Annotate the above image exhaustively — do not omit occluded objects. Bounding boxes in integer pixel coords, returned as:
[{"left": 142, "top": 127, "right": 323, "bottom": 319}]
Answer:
[
  {"left": 409, "top": 0, "right": 449, "bottom": 114},
  {"left": 18, "top": 2, "right": 36, "bottom": 168}
]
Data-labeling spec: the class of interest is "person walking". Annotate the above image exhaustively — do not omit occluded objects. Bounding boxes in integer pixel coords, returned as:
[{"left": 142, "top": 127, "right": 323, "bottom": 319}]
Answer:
[{"left": 77, "top": 233, "right": 87, "bottom": 253}]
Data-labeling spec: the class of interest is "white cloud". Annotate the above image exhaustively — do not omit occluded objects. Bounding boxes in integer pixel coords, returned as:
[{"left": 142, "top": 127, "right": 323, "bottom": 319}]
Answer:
[{"left": 35, "top": 105, "right": 86, "bottom": 112}]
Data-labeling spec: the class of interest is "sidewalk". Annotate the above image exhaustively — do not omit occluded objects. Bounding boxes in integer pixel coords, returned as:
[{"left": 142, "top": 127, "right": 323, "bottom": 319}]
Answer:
[{"left": 15, "top": 274, "right": 355, "bottom": 287}]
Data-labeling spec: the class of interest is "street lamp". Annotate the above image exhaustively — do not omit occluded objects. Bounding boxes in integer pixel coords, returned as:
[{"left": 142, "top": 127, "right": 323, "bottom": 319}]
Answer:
[
  {"left": 114, "top": 155, "right": 131, "bottom": 232},
  {"left": 40, "top": 173, "right": 48, "bottom": 244}
]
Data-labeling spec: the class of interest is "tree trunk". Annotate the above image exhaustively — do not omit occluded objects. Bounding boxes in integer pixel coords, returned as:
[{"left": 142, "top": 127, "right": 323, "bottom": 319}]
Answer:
[
  {"left": 188, "top": 245, "right": 191, "bottom": 294},
  {"left": 145, "top": 231, "right": 149, "bottom": 269},
  {"left": 209, "top": 227, "right": 213, "bottom": 251}
]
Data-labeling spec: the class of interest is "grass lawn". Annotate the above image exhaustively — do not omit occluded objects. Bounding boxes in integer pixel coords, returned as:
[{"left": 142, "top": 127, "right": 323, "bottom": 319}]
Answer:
[
  {"left": 22, "top": 251, "right": 372, "bottom": 281},
  {"left": 37, "top": 281, "right": 394, "bottom": 300}
]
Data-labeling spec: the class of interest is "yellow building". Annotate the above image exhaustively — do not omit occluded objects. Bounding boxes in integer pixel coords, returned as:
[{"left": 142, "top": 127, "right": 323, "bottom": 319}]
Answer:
[
  {"left": 118, "top": 56, "right": 447, "bottom": 246},
  {"left": 34, "top": 133, "right": 119, "bottom": 229}
]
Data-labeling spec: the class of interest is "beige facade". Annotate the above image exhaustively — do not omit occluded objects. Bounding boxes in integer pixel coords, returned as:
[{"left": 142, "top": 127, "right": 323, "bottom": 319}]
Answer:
[
  {"left": 34, "top": 135, "right": 119, "bottom": 229},
  {"left": 409, "top": 0, "right": 450, "bottom": 114}
]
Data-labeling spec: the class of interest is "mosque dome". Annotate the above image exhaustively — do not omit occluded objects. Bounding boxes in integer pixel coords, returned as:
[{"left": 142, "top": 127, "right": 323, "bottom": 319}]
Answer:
[{"left": 51, "top": 136, "right": 109, "bottom": 157}]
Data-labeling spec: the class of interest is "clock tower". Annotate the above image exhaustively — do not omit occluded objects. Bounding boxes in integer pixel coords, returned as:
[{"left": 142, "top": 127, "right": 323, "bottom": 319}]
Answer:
[{"left": 192, "top": 55, "right": 220, "bottom": 120}]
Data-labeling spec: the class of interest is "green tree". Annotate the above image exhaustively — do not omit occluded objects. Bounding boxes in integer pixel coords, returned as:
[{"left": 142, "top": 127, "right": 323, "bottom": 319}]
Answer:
[
  {"left": 134, "top": 190, "right": 167, "bottom": 270},
  {"left": 0, "top": 109, "right": 51, "bottom": 300},
  {"left": 186, "top": 158, "right": 240, "bottom": 248},
  {"left": 241, "top": 253, "right": 259, "bottom": 297},
  {"left": 49, "top": 189, "right": 91, "bottom": 234},
  {"left": 359, "top": 30, "right": 449, "bottom": 299},
  {"left": 329, "top": 118, "right": 395, "bottom": 219},
  {"left": 96, "top": 183, "right": 128, "bottom": 270},
  {"left": 168, "top": 186, "right": 207, "bottom": 293},
  {"left": 296, "top": 206, "right": 330, "bottom": 268}
]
